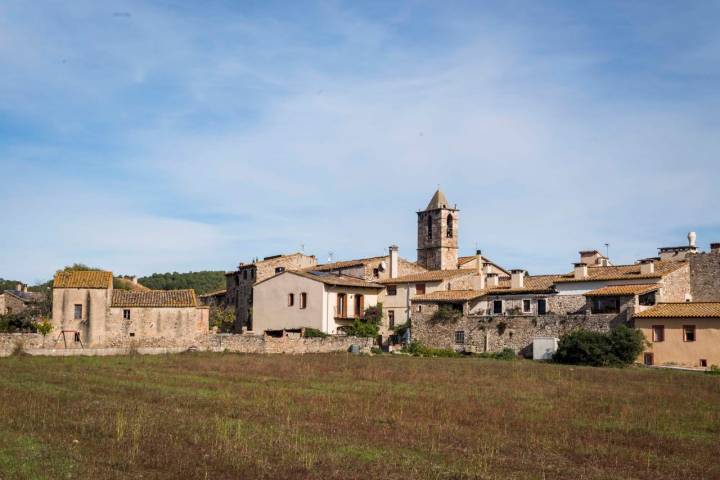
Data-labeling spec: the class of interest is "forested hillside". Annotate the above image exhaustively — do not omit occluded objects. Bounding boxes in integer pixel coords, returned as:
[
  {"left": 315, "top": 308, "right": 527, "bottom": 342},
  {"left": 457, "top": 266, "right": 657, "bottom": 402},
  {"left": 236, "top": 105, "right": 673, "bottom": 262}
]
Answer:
[{"left": 138, "top": 271, "right": 226, "bottom": 294}]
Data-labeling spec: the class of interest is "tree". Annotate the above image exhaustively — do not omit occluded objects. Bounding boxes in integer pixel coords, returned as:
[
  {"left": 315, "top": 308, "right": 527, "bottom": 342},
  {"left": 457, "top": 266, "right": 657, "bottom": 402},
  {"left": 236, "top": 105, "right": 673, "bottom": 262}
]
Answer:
[
  {"left": 554, "top": 326, "right": 646, "bottom": 367},
  {"left": 344, "top": 302, "right": 383, "bottom": 337},
  {"left": 209, "top": 307, "right": 235, "bottom": 333}
]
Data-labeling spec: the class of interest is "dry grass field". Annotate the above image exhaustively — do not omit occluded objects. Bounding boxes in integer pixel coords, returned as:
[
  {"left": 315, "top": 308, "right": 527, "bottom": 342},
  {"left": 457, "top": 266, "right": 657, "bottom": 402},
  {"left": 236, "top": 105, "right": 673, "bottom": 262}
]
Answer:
[{"left": 0, "top": 353, "right": 718, "bottom": 480}]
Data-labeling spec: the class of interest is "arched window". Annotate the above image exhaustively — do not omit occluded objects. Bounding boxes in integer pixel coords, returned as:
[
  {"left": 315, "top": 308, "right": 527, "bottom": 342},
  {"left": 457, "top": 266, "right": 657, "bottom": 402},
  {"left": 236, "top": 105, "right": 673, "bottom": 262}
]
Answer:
[
  {"left": 427, "top": 215, "right": 432, "bottom": 239},
  {"left": 447, "top": 214, "right": 454, "bottom": 238}
]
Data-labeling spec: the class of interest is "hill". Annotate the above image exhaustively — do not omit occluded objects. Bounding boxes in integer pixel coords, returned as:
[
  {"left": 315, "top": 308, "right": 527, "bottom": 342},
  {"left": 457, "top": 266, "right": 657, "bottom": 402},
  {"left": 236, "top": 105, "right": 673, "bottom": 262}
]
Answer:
[{"left": 137, "top": 271, "right": 226, "bottom": 294}]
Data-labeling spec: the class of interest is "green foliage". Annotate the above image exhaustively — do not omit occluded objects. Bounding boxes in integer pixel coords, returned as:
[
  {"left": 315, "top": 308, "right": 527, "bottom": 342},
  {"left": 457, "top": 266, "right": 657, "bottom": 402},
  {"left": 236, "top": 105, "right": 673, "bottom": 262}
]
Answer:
[
  {"left": 343, "top": 303, "right": 383, "bottom": 337},
  {"left": 35, "top": 319, "right": 53, "bottom": 337},
  {"left": 476, "top": 348, "right": 516, "bottom": 361},
  {"left": 430, "top": 305, "right": 462, "bottom": 323},
  {"left": 0, "top": 278, "right": 24, "bottom": 291},
  {"left": 392, "top": 321, "right": 410, "bottom": 336},
  {"left": 0, "top": 312, "right": 37, "bottom": 333},
  {"left": 138, "top": 271, "right": 226, "bottom": 294},
  {"left": 553, "top": 325, "right": 646, "bottom": 367},
  {"left": 303, "top": 328, "right": 328, "bottom": 338},
  {"left": 401, "top": 341, "right": 461, "bottom": 357},
  {"left": 706, "top": 365, "right": 720, "bottom": 376},
  {"left": 209, "top": 307, "right": 235, "bottom": 333},
  {"left": 370, "top": 347, "right": 383, "bottom": 355}
]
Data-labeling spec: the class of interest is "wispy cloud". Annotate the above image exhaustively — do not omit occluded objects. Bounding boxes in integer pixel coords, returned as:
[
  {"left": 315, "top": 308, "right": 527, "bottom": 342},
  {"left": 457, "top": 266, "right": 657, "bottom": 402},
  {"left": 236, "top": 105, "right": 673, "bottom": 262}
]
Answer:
[{"left": 1, "top": 0, "right": 719, "bottom": 281}]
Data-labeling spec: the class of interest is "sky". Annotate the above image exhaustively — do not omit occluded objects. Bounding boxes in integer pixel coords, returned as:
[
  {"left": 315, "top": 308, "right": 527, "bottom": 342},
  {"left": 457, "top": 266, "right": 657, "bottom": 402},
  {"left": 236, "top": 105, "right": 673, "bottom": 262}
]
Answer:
[{"left": 1, "top": 0, "right": 719, "bottom": 284}]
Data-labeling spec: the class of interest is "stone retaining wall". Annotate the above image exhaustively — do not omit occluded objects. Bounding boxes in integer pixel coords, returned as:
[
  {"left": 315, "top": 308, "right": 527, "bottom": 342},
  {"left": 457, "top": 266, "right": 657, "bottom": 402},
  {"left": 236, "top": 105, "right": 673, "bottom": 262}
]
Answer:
[{"left": 0, "top": 332, "right": 373, "bottom": 357}]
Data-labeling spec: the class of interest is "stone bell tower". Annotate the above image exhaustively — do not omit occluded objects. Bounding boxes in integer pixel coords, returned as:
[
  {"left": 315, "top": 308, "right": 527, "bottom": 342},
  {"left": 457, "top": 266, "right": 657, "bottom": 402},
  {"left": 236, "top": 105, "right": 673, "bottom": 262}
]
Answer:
[{"left": 417, "top": 189, "right": 459, "bottom": 271}]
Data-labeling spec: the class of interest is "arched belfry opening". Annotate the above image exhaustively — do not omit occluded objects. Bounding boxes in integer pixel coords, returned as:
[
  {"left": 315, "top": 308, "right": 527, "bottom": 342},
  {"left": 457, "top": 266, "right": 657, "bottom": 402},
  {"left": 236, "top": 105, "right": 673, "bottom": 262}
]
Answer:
[
  {"left": 427, "top": 215, "right": 432, "bottom": 240},
  {"left": 447, "top": 214, "right": 454, "bottom": 238}
]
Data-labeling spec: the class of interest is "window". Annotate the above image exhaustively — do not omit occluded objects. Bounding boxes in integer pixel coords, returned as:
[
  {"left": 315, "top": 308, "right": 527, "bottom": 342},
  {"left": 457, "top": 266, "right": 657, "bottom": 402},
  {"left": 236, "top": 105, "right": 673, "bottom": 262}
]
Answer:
[
  {"left": 243, "top": 270, "right": 248, "bottom": 280},
  {"left": 74, "top": 332, "right": 81, "bottom": 342},
  {"left": 354, "top": 294, "right": 364, "bottom": 317},
  {"left": 388, "top": 310, "right": 395, "bottom": 329},
  {"left": 417, "top": 305, "right": 422, "bottom": 313},
  {"left": 427, "top": 215, "right": 432, "bottom": 239},
  {"left": 454, "top": 330, "right": 465, "bottom": 344},
  {"left": 415, "top": 283, "right": 426, "bottom": 295},
  {"left": 639, "top": 291, "right": 656, "bottom": 306},
  {"left": 123, "top": 309, "right": 131, "bottom": 320},
  {"left": 493, "top": 300, "right": 503, "bottom": 315},
  {"left": 522, "top": 299, "right": 531, "bottom": 313},
  {"left": 373, "top": 268, "right": 379, "bottom": 278},
  {"left": 74, "top": 304, "right": 82, "bottom": 320},
  {"left": 129, "top": 332, "right": 135, "bottom": 337},
  {"left": 275, "top": 267, "right": 285, "bottom": 274},
  {"left": 643, "top": 352, "right": 654, "bottom": 366},
  {"left": 652, "top": 325, "right": 664, "bottom": 342},
  {"left": 336, "top": 293, "right": 347, "bottom": 317},
  {"left": 387, "top": 285, "right": 397, "bottom": 296},
  {"left": 288, "top": 293, "right": 294, "bottom": 307},
  {"left": 537, "top": 299, "right": 547, "bottom": 315},
  {"left": 700, "top": 359, "right": 708, "bottom": 368},
  {"left": 683, "top": 325, "right": 696, "bottom": 342},
  {"left": 299, "top": 292, "right": 307, "bottom": 309},
  {"left": 591, "top": 298, "right": 620, "bottom": 314},
  {"left": 251, "top": 269, "right": 255, "bottom": 279},
  {"left": 447, "top": 214, "right": 454, "bottom": 238}
]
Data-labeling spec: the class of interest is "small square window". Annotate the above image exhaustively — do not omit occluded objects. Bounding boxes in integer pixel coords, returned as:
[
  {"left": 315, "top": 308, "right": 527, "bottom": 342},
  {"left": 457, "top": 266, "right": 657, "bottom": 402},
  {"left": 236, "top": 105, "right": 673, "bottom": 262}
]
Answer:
[
  {"left": 700, "top": 359, "right": 708, "bottom": 368},
  {"left": 275, "top": 267, "right": 285, "bottom": 274},
  {"left": 493, "top": 300, "right": 503, "bottom": 315},
  {"left": 454, "top": 331, "right": 465, "bottom": 344},
  {"left": 522, "top": 299, "right": 531, "bottom": 313},
  {"left": 415, "top": 283, "right": 426, "bottom": 295},
  {"left": 123, "top": 309, "right": 131, "bottom": 320},
  {"left": 387, "top": 285, "right": 397, "bottom": 296},
  {"left": 683, "top": 325, "right": 696, "bottom": 342},
  {"left": 129, "top": 332, "right": 135, "bottom": 337}
]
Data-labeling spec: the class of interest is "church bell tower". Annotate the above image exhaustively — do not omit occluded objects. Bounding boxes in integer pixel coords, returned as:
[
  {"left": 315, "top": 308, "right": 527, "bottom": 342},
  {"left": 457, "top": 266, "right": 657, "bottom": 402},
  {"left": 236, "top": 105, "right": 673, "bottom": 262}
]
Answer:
[{"left": 417, "top": 189, "right": 458, "bottom": 271}]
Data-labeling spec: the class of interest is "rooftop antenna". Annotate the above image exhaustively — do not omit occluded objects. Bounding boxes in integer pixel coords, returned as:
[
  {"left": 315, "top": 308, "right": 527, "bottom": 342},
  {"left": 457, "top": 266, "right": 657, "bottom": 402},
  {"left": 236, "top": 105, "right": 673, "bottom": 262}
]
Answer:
[{"left": 604, "top": 243, "right": 610, "bottom": 259}]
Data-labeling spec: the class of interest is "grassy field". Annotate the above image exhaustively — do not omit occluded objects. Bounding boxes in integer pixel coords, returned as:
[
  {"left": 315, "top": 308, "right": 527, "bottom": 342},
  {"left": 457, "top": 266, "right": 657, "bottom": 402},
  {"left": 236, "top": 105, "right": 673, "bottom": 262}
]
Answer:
[{"left": 0, "top": 354, "right": 718, "bottom": 480}]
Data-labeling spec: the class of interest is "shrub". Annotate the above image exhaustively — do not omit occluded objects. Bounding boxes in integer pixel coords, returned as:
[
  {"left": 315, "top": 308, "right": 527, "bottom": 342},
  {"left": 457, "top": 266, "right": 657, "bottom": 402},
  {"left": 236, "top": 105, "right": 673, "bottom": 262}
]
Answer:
[
  {"left": 0, "top": 312, "right": 37, "bottom": 333},
  {"left": 430, "top": 305, "right": 462, "bottom": 323},
  {"left": 303, "top": 328, "right": 328, "bottom": 338},
  {"left": 553, "top": 326, "right": 646, "bottom": 367},
  {"left": 392, "top": 321, "right": 410, "bottom": 337},
  {"left": 706, "top": 365, "right": 720, "bottom": 376},
  {"left": 209, "top": 307, "right": 235, "bottom": 333},
  {"left": 401, "top": 341, "right": 461, "bottom": 358},
  {"left": 343, "top": 303, "right": 383, "bottom": 338},
  {"left": 477, "top": 348, "right": 516, "bottom": 361},
  {"left": 370, "top": 347, "right": 383, "bottom": 355},
  {"left": 35, "top": 319, "right": 53, "bottom": 337}
]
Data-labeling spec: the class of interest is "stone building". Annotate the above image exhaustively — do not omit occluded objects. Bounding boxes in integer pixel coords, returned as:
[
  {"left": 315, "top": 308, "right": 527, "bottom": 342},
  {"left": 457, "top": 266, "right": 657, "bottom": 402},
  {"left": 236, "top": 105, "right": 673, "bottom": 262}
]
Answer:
[
  {"left": 51, "top": 270, "right": 209, "bottom": 348},
  {"left": 0, "top": 284, "right": 43, "bottom": 315},
  {"left": 252, "top": 270, "right": 383, "bottom": 335},
  {"left": 689, "top": 243, "right": 720, "bottom": 301},
  {"left": 417, "top": 189, "right": 459, "bottom": 271},
  {"left": 635, "top": 302, "right": 720, "bottom": 368},
  {"left": 225, "top": 252, "right": 317, "bottom": 332},
  {"left": 310, "top": 245, "right": 426, "bottom": 282}
]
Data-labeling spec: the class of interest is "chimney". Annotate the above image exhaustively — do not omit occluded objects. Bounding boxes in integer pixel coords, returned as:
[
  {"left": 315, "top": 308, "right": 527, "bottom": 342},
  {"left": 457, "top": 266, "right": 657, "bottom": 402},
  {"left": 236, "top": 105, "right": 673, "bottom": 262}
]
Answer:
[
  {"left": 574, "top": 263, "right": 588, "bottom": 280},
  {"left": 486, "top": 273, "right": 499, "bottom": 288},
  {"left": 389, "top": 245, "right": 399, "bottom": 279},
  {"left": 475, "top": 252, "right": 483, "bottom": 275},
  {"left": 15, "top": 283, "right": 23, "bottom": 292},
  {"left": 131, "top": 276, "right": 138, "bottom": 285},
  {"left": 688, "top": 231, "right": 697, "bottom": 247},
  {"left": 511, "top": 269, "right": 525, "bottom": 289},
  {"left": 710, "top": 243, "right": 720, "bottom": 254},
  {"left": 640, "top": 259, "right": 655, "bottom": 275},
  {"left": 483, "top": 262, "right": 492, "bottom": 274}
]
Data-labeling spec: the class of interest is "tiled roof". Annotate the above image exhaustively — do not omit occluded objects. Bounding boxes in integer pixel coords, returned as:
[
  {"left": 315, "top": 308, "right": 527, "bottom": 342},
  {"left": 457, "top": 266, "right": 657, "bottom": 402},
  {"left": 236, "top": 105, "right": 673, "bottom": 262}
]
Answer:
[
  {"left": 584, "top": 284, "right": 659, "bottom": 297},
  {"left": 377, "top": 269, "right": 474, "bottom": 284},
  {"left": 198, "top": 289, "right": 227, "bottom": 298},
  {"left": 312, "top": 256, "right": 387, "bottom": 272},
  {"left": 634, "top": 303, "right": 720, "bottom": 319},
  {"left": 553, "top": 261, "right": 685, "bottom": 283},
  {"left": 457, "top": 256, "right": 511, "bottom": 276},
  {"left": 253, "top": 270, "right": 383, "bottom": 289},
  {"left": 111, "top": 289, "right": 198, "bottom": 308},
  {"left": 425, "top": 189, "right": 451, "bottom": 210},
  {"left": 486, "top": 275, "right": 565, "bottom": 295},
  {"left": 413, "top": 290, "right": 486, "bottom": 302},
  {"left": 54, "top": 271, "right": 113, "bottom": 289},
  {"left": 2, "top": 290, "right": 44, "bottom": 303}
]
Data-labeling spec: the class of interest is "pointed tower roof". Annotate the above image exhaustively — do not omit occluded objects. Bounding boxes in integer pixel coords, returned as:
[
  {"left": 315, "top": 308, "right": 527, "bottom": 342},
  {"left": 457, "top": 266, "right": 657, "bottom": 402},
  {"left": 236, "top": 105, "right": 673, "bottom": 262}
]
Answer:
[{"left": 425, "top": 189, "right": 450, "bottom": 210}]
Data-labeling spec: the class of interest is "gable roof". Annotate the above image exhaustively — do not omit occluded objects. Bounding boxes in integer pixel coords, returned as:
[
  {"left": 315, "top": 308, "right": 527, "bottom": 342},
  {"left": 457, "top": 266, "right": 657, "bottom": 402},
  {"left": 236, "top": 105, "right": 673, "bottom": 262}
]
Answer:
[
  {"left": 255, "top": 270, "right": 383, "bottom": 289},
  {"left": 377, "top": 269, "right": 474, "bottom": 284},
  {"left": 584, "top": 284, "right": 659, "bottom": 297},
  {"left": 484, "top": 275, "right": 565, "bottom": 295},
  {"left": 457, "top": 256, "right": 511, "bottom": 276},
  {"left": 413, "top": 290, "right": 486, "bottom": 303},
  {"left": 312, "top": 255, "right": 387, "bottom": 272},
  {"left": 111, "top": 289, "right": 198, "bottom": 308},
  {"left": 2, "top": 290, "right": 44, "bottom": 303},
  {"left": 54, "top": 271, "right": 113, "bottom": 289},
  {"left": 425, "top": 189, "right": 451, "bottom": 210},
  {"left": 553, "top": 261, "right": 685, "bottom": 284},
  {"left": 634, "top": 302, "right": 720, "bottom": 319}
]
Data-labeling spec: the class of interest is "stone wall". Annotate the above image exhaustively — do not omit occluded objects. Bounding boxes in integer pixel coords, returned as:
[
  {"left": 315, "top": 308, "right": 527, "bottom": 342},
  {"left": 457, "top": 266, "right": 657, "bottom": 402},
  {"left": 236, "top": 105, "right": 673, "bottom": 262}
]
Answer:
[
  {"left": 0, "top": 293, "right": 28, "bottom": 315},
  {"left": 1, "top": 332, "right": 372, "bottom": 357},
  {"left": 658, "top": 262, "right": 691, "bottom": 302},
  {"left": 412, "top": 303, "right": 624, "bottom": 357},
  {"left": 689, "top": 251, "right": 720, "bottom": 301}
]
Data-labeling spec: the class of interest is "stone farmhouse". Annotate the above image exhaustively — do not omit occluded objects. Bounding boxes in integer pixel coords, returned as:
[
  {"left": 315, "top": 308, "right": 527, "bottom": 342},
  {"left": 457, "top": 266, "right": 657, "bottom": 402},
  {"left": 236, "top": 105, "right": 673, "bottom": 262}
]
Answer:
[
  {"left": 0, "top": 284, "right": 43, "bottom": 315},
  {"left": 51, "top": 270, "right": 208, "bottom": 348}
]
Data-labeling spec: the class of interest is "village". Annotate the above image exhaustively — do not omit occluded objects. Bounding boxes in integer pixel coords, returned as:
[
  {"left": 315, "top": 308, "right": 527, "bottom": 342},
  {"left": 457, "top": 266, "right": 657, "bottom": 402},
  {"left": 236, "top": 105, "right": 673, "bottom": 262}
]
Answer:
[{"left": 3, "top": 189, "right": 719, "bottom": 369}]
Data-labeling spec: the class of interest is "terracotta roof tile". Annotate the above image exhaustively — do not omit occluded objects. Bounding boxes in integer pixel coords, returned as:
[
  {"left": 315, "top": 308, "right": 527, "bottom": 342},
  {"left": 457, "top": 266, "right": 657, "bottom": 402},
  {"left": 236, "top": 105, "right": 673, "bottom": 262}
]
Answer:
[
  {"left": 377, "top": 269, "right": 474, "bottom": 284},
  {"left": 112, "top": 289, "right": 198, "bottom": 308},
  {"left": 412, "top": 290, "right": 486, "bottom": 302},
  {"left": 291, "top": 271, "right": 384, "bottom": 289},
  {"left": 54, "top": 271, "right": 113, "bottom": 289},
  {"left": 584, "top": 284, "right": 659, "bottom": 297},
  {"left": 634, "top": 302, "right": 720, "bottom": 319},
  {"left": 311, "top": 256, "right": 388, "bottom": 272},
  {"left": 553, "top": 261, "right": 685, "bottom": 283},
  {"left": 486, "top": 275, "right": 565, "bottom": 295}
]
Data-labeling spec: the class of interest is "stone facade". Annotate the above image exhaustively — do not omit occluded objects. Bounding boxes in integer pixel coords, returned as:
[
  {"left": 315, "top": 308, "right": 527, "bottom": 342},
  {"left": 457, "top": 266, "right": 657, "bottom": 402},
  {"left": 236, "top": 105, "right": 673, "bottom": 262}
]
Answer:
[
  {"left": 416, "top": 191, "right": 458, "bottom": 271},
  {"left": 1, "top": 332, "right": 373, "bottom": 357},
  {"left": 689, "top": 251, "right": 720, "bottom": 301},
  {"left": 0, "top": 292, "right": 27, "bottom": 315},
  {"left": 412, "top": 303, "right": 622, "bottom": 357},
  {"left": 657, "top": 262, "right": 691, "bottom": 302},
  {"left": 226, "top": 253, "right": 317, "bottom": 331}
]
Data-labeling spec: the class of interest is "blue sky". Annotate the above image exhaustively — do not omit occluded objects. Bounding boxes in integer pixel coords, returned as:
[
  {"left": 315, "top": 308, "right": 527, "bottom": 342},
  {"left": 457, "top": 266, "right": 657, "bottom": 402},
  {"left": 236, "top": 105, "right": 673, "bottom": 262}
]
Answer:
[{"left": 1, "top": 0, "right": 719, "bottom": 283}]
